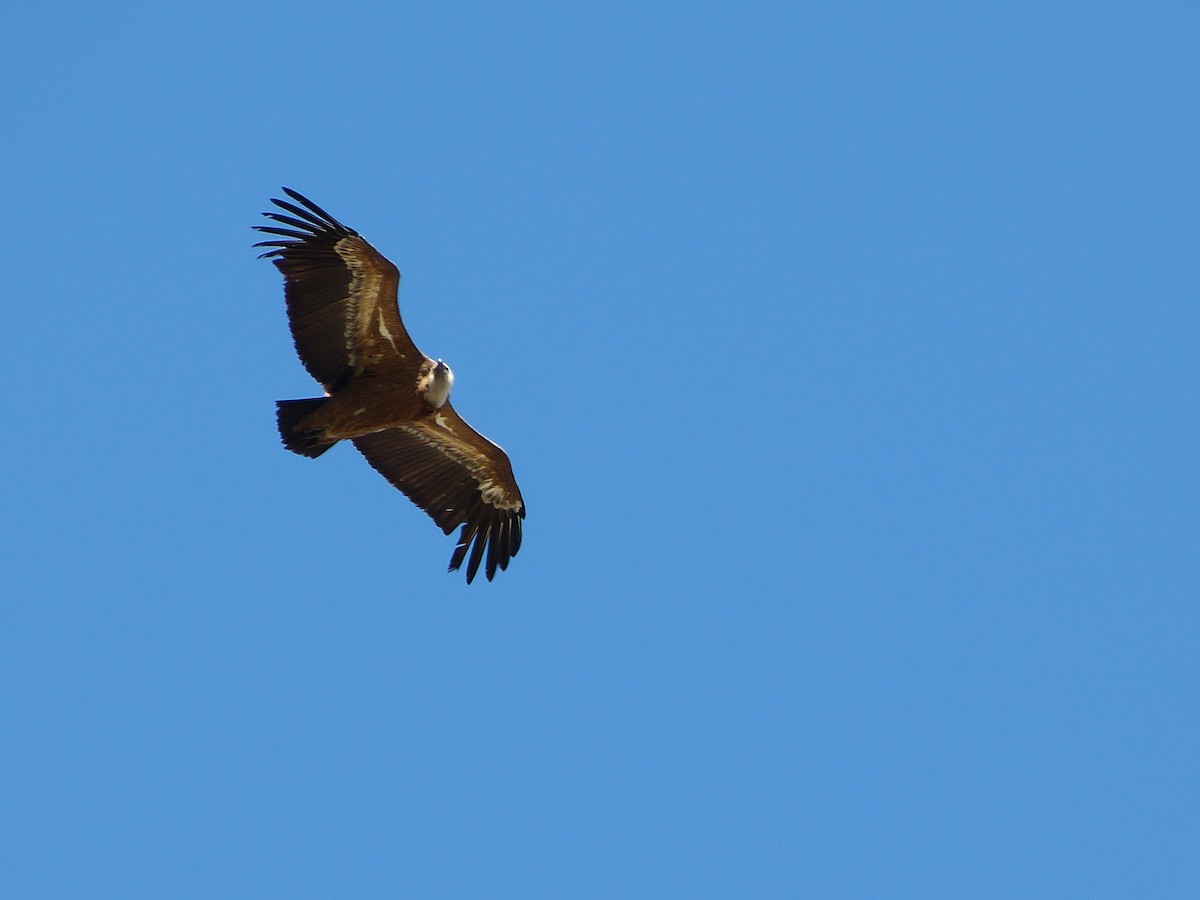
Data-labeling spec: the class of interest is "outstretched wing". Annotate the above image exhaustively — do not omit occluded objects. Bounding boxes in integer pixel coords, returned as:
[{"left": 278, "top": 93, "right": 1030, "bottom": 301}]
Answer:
[
  {"left": 254, "top": 187, "right": 421, "bottom": 391},
  {"left": 352, "top": 404, "right": 525, "bottom": 584}
]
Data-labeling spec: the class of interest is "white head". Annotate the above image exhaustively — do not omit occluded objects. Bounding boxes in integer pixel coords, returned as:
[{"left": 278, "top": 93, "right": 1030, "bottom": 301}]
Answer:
[{"left": 421, "top": 358, "right": 454, "bottom": 408}]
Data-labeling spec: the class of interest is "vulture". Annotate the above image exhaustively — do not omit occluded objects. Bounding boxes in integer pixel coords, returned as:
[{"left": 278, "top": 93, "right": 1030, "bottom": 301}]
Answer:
[{"left": 255, "top": 188, "right": 524, "bottom": 583}]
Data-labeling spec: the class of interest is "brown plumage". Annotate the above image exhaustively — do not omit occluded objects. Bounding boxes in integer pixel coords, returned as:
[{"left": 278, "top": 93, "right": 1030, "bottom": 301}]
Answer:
[{"left": 255, "top": 188, "right": 524, "bottom": 583}]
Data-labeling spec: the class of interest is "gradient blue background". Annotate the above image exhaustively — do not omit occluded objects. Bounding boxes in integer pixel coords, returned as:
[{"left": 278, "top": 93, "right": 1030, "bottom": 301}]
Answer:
[{"left": 4, "top": 2, "right": 1197, "bottom": 896}]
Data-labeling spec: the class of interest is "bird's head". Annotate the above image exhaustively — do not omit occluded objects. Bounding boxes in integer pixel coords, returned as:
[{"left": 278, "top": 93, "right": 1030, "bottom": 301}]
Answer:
[{"left": 421, "top": 358, "right": 455, "bottom": 408}]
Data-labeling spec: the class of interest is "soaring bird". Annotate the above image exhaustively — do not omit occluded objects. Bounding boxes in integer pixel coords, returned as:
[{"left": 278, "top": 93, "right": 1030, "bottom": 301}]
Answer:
[{"left": 255, "top": 188, "right": 524, "bottom": 583}]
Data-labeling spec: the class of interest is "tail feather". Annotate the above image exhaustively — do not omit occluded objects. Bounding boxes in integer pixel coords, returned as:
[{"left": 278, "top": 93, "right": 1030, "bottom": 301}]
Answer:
[{"left": 276, "top": 398, "right": 337, "bottom": 458}]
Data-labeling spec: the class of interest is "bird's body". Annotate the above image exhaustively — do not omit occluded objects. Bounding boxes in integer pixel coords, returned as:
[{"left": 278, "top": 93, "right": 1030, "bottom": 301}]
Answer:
[{"left": 255, "top": 188, "right": 524, "bottom": 583}]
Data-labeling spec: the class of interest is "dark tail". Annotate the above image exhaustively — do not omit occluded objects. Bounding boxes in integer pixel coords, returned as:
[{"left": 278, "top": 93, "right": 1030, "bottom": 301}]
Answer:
[{"left": 276, "top": 398, "right": 337, "bottom": 458}]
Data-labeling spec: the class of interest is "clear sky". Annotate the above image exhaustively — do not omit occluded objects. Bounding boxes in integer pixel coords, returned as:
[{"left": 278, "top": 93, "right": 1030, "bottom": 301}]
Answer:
[{"left": 3, "top": 2, "right": 1197, "bottom": 896}]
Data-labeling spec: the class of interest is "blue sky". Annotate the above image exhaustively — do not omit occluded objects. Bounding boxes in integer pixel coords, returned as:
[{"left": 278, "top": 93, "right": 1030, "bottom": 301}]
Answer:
[{"left": 3, "top": 2, "right": 1197, "bottom": 896}]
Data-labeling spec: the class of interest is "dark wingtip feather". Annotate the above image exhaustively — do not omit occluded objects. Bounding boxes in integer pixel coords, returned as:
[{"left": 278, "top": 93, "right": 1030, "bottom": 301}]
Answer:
[
  {"left": 253, "top": 225, "right": 312, "bottom": 240},
  {"left": 485, "top": 517, "right": 501, "bottom": 582},
  {"left": 448, "top": 523, "right": 476, "bottom": 577},
  {"left": 465, "top": 525, "right": 489, "bottom": 584},
  {"left": 261, "top": 212, "right": 323, "bottom": 232}
]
